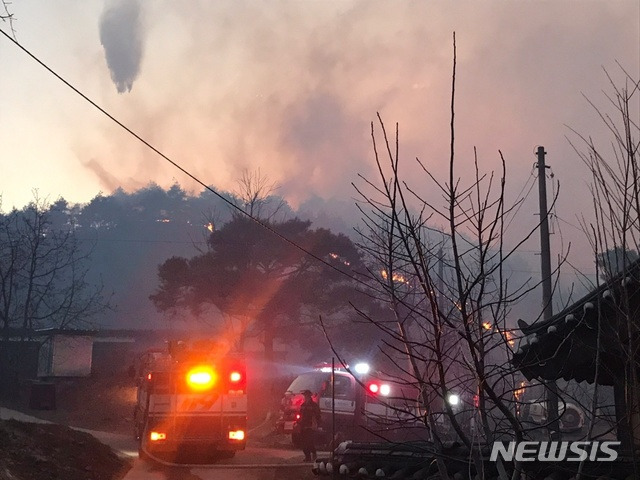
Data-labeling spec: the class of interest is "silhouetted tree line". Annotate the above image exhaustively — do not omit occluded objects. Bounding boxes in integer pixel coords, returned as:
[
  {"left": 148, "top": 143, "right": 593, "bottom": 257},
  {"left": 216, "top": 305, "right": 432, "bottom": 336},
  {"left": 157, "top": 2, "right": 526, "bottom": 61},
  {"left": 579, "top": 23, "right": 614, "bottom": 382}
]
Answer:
[{"left": 1, "top": 182, "right": 386, "bottom": 361}]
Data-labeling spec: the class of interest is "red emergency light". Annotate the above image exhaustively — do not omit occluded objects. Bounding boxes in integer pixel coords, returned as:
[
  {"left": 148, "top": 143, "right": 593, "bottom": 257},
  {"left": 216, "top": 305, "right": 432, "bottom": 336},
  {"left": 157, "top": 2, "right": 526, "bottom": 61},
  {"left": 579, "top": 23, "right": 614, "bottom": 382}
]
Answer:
[
  {"left": 226, "top": 364, "right": 246, "bottom": 394},
  {"left": 367, "top": 382, "right": 391, "bottom": 396}
]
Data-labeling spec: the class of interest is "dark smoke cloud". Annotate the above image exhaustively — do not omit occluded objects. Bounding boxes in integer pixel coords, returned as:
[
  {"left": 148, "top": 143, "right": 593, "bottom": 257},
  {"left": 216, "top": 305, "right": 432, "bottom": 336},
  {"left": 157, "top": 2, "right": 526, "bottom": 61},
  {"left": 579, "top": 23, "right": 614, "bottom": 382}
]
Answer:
[{"left": 99, "top": 0, "right": 143, "bottom": 93}]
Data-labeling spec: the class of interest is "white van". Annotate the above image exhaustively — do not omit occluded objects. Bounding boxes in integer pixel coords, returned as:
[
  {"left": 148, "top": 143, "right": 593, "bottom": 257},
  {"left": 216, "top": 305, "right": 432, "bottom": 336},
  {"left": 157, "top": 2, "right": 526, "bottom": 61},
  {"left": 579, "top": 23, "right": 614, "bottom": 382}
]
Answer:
[{"left": 276, "top": 364, "right": 429, "bottom": 445}]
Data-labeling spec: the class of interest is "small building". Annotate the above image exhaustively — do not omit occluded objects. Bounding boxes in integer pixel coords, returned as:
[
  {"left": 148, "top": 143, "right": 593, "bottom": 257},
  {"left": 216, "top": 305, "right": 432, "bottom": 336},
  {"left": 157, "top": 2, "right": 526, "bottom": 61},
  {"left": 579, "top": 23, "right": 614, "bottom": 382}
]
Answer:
[
  {"left": 512, "top": 258, "right": 640, "bottom": 451},
  {"left": 37, "top": 333, "right": 94, "bottom": 377},
  {"left": 34, "top": 328, "right": 140, "bottom": 377}
]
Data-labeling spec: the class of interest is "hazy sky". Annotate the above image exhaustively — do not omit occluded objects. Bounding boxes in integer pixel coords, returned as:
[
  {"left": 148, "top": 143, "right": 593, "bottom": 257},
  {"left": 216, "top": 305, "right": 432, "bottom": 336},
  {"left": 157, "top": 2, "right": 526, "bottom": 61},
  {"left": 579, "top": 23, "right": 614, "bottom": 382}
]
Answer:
[{"left": 1, "top": 0, "right": 638, "bottom": 275}]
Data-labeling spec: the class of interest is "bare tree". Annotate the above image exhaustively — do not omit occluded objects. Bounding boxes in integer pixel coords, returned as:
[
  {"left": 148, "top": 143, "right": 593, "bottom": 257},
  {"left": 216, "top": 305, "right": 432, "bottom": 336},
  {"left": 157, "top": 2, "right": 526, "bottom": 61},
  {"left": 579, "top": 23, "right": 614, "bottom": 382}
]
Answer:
[
  {"left": 571, "top": 67, "right": 640, "bottom": 269},
  {"left": 1, "top": 0, "right": 15, "bottom": 37},
  {"left": 342, "top": 36, "right": 560, "bottom": 480},
  {"left": 568, "top": 66, "right": 640, "bottom": 467},
  {"left": 0, "top": 195, "right": 110, "bottom": 337},
  {"left": 233, "top": 168, "right": 287, "bottom": 221}
]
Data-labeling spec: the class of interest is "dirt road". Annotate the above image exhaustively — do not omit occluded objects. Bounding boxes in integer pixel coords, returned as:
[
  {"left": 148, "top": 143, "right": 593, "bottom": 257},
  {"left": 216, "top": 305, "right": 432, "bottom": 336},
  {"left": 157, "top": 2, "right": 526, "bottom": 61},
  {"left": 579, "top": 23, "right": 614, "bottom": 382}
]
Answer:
[{"left": 114, "top": 438, "right": 316, "bottom": 480}]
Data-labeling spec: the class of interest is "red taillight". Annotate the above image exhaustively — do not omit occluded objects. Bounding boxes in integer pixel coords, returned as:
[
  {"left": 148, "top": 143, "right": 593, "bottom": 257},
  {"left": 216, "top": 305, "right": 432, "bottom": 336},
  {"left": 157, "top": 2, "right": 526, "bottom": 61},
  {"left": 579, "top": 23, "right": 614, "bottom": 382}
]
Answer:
[
  {"left": 367, "top": 382, "right": 391, "bottom": 396},
  {"left": 147, "top": 373, "right": 152, "bottom": 381},
  {"left": 226, "top": 367, "right": 246, "bottom": 394}
]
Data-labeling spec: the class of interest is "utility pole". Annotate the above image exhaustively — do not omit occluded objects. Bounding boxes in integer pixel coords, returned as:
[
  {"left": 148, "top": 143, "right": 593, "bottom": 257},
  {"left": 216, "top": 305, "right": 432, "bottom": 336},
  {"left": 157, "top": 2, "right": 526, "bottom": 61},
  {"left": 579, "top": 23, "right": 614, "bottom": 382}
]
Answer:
[
  {"left": 331, "top": 357, "right": 336, "bottom": 479},
  {"left": 437, "top": 247, "right": 444, "bottom": 314},
  {"left": 536, "top": 146, "right": 560, "bottom": 439}
]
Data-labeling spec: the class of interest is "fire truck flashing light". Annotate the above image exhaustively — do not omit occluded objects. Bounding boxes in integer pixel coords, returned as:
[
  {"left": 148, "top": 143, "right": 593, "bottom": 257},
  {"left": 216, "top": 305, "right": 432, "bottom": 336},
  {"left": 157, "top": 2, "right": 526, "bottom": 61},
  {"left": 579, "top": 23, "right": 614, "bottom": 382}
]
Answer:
[{"left": 186, "top": 365, "right": 217, "bottom": 391}]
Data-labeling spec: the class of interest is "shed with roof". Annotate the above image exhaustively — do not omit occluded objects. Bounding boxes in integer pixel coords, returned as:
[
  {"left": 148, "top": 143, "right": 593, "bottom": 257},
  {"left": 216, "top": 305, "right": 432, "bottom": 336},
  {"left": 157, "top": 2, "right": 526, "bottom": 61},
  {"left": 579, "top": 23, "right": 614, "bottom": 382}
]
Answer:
[{"left": 512, "top": 259, "right": 640, "bottom": 451}]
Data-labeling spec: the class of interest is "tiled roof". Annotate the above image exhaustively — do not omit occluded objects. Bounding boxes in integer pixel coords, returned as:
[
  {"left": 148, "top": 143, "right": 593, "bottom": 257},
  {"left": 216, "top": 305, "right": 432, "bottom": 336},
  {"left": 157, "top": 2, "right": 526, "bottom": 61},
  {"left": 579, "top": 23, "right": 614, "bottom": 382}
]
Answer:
[
  {"left": 311, "top": 441, "right": 633, "bottom": 479},
  {"left": 511, "top": 259, "right": 640, "bottom": 385}
]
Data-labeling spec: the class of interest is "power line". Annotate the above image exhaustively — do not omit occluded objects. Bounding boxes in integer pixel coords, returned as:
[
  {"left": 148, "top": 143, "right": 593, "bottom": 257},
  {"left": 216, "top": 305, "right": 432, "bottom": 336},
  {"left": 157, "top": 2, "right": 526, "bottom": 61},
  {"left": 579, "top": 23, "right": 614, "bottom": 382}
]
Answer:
[
  {"left": 0, "top": 28, "right": 368, "bottom": 287},
  {"left": 77, "top": 236, "right": 208, "bottom": 245},
  {"left": 504, "top": 165, "right": 537, "bottom": 234},
  {"left": 555, "top": 215, "right": 582, "bottom": 232}
]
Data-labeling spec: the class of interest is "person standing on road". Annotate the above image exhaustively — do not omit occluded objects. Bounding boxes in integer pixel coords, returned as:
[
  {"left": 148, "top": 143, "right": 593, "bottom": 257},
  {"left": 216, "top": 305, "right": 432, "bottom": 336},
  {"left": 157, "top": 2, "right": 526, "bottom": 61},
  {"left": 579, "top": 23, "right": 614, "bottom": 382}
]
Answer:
[{"left": 298, "top": 390, "right": 321, "bottom": 462}]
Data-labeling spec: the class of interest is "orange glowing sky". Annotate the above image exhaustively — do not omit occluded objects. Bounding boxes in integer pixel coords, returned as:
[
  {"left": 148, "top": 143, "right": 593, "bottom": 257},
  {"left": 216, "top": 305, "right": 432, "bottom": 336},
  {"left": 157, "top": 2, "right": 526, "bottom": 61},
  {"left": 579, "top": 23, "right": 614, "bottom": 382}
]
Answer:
[{"left": 1, "top": 0, "right": 639, "bottom": 274}]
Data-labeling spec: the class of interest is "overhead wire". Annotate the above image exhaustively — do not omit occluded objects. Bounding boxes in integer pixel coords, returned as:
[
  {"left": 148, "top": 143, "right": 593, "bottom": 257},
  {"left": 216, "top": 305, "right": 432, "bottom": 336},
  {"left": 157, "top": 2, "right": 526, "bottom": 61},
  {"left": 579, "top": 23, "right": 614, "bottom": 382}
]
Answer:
[
  {"left": 555, "top": 215, "right": 583, "bottom": 232},
  {"left": 503, "top": 164, "right": 537, "bottom": 235},
  {"left": 548, "top": 166, "right": 556, "bottom": 235},
  {"left": 0, "top": 27, "right": 369, "bottom": 288},
  {"left": 76, "top": 236, "right": 208, "bottom": 245}
]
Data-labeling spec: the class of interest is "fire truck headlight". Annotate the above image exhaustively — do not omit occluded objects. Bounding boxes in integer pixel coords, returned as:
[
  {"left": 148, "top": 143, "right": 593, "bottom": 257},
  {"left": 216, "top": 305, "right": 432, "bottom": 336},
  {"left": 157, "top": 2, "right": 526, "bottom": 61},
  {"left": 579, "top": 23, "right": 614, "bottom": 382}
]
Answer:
[
  {"left": 229, "top": 430, "right": 245, "bottom": 441},
  {"left": 150, "top": 431, "right": 166, "bottom": 441},
  {"left": 186, "top": 366, "right": 217, "bottom": 391},
  {"left": 354, "top": 363, "right": 370, "bottom": 375},
  {"left": 447, "top": 394, "right": 460, "bottom": 406}
]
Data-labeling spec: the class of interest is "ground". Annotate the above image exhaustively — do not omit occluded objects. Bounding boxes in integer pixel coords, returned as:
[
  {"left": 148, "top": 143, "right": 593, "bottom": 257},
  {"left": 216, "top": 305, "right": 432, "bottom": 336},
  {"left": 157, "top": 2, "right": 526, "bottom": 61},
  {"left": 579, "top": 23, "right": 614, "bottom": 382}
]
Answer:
[
  {"left": 0, "top": 376, "right": 136, "bottom": 480},
  {"left": 0, "top": 419, "right": 132, "bottom": 480},
  {"left": 9, "top": 375, "right": 139, "bottom": 435},
  {"left": 0, "top": 374, "right": 308, "bottom": 480}
]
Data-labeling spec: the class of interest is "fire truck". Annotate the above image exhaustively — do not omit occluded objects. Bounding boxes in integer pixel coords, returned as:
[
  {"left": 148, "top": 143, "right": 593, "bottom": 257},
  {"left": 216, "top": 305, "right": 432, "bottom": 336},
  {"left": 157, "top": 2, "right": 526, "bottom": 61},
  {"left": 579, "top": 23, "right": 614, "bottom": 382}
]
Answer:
[
  {"left": 133, "top": 340, "right": 247, "bottom": 461},
  {"left": 277, "top": 363, "right": 428, "bottom": 446}
]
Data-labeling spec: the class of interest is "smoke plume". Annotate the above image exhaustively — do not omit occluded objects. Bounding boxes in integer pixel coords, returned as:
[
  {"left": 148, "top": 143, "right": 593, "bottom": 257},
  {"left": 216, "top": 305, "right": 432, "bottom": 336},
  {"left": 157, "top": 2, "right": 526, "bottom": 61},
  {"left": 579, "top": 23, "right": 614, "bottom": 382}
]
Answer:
[{"left": 99, "top": 0, "right": 143, "bottom": 93}]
